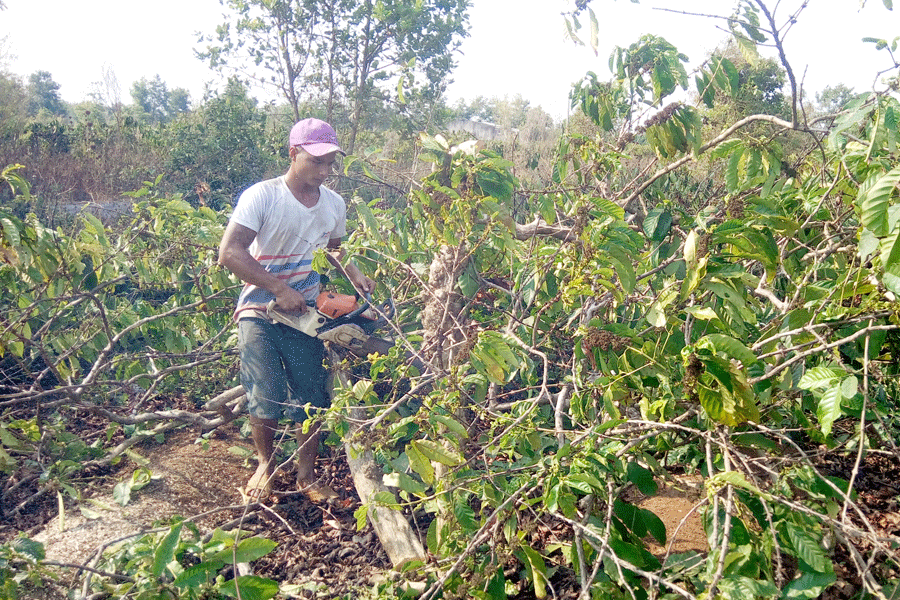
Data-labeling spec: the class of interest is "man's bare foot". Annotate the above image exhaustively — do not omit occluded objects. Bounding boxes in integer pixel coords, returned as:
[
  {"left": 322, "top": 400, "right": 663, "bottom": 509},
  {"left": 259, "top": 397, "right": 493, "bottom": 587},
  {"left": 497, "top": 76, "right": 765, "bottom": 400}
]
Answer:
[
  {"left": 241, "top": 463, "right": 273, "bottom": 503},
  {"left": 298, "top": 477, "right": 338, "bottom": 503}
]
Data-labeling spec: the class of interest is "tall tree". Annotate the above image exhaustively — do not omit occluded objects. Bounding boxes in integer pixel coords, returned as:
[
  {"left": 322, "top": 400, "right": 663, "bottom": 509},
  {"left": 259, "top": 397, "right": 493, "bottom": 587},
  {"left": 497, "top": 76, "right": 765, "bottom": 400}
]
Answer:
[
  {"left": 130, "top": 75, "right": 191, "bottom": 124},
  {"left": 197, "top": 0, "right": 317, "bottom": 123},
  {"left": 26, "top": 70, "right": 66, "bottom": 117},
  {"left": 198, "top": 0, "right": 470, "bottom": 153},
  {"left": 328, "top": 0, "right": 470, "bottom": 152}
]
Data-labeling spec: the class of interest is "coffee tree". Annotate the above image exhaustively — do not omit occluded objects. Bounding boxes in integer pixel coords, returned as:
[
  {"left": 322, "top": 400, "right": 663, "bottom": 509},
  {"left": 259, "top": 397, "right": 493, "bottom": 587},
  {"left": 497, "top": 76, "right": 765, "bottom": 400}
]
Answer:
[
  {"left": 330, "top": 1, "right": 900, "bottom": 598},
  {"left": 2, "top": 0, "right": 900, "bottom": 598}
]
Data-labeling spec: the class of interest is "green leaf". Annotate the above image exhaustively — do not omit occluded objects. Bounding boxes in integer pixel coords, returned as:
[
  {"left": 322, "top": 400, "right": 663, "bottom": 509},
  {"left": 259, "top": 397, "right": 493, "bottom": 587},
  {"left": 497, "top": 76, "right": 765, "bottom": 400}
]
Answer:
[
  {"left": 112, "top": 479, "right": 132, "bottom": 506},
  {"left": 1, "top": 216, "right": 22, "bottom": 247},
  {"left": 517, "top": 545, "right": 548, "bottom": 599},
  {"left": 720, "top": 575, "right": 780, "bottom": 598},
  {"left": 784, "top": 521, "right": 831, "bottom": 573},
  {"left": 884, "top": 262, "right": 900, "bottom": 295},
  {"left": 383, "top": 472, "right": 428, "bottom": 497},
  {"left": 781, "top": 571, "right": 837, "bottom": 599},
  {"left": 567, "top": 472, "right": 605, "bottom": 494},
  {"left": 644, "top": 206, "right": 672, "bottom": 241},
  {"left": 220, "top": 575, "right": 280, "bottom": 600},
  {"left": 431, "top": 414, "right": 468, "bottom": 441},
  {"left": 173, "top": 560, "right": 224, "bottom": 588},
  {"left": 626, "top": 461, "right": 657, "bottom": 495},
  {"left": 210, "top": 537, "right": 277, "bottom": 564},
  {"left": 354, "top": 504, "right": 368, "bottom": 532},
  {"left": 798, "top": 367, "right": 842, "bottom": 390},
  {"left": 817, "top": 385, "right": 843, "bottom": 438},
  {"left": 411, "top": 439, "right": 463, "bottom": 466},
  {"left": 726, "top": 147, "right": 744, "bottom": 192},
  {"left": 355, "top": 199, "right": 382, "bottom": 242},
  {"left": 858, "top": 166, "right": 900, "bottom": 236},
  {"left": 153, "top": 522, "right": 183, "bottom": 578},
  {"left": 604, "top": 243, "right": 636, "bottom": 294},
  {"left": 11, "top": 537, "right": 45, "bottom": 561},
  {"left": 641, "top": 508, "right": 667, "bottom": 545},
  {"left": 840, "top": 375, "right": 858, "bottom": 399},
  {"left": 704, "top": 334, "right": 758, "bottom": 366},
  {"left": 406, "top": 442, "right": 435, "bottom": 485},
  {"left": 613, "top": 500, "right": 647, "bottom": 538},
  {"left": 454, "top": 493, "right": 478, "bottom": 531}
]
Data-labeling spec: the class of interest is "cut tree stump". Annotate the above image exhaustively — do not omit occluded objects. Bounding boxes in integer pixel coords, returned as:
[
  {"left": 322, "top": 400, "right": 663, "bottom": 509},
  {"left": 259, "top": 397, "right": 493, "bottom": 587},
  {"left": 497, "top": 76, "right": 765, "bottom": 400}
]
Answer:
[
  {"left": 331, "top": 350, "right": 427, "bottom": 568},
  {"left": 207, "top": 354, "right": 427, "bottom": 568}
]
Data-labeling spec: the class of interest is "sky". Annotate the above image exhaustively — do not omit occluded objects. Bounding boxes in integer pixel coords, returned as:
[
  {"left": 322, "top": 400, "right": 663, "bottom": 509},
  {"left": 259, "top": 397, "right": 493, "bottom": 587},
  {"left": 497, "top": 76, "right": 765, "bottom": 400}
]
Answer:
[{"left": 1, "top": 0, "right": 897, "bottom": 120}]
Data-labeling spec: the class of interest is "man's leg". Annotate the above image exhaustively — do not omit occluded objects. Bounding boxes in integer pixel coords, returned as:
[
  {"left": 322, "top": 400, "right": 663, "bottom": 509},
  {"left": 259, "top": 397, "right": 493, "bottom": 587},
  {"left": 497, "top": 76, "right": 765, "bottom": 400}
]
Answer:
[
  {"left": 239, "top": 318, "right": 288, "bottom": 498},
  {"left": 294, "top": 421, "right": 321, "bottom": 485},
  {"left": 281, "top": 328, "right": 337, "bottom": 501},
  {"left": 248, "top": 416, "right": 278, "bottom": 492}
]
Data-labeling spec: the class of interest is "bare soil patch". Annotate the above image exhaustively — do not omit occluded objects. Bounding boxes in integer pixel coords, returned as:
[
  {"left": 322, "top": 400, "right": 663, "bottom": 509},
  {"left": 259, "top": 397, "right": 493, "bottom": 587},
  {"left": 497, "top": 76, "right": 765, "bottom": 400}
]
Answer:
[
  {"left": 630, "top": 474, "right": 708, "bottom": 557},
  {"left": 27, "top": 423, "right": 393, "bottom": 597}
]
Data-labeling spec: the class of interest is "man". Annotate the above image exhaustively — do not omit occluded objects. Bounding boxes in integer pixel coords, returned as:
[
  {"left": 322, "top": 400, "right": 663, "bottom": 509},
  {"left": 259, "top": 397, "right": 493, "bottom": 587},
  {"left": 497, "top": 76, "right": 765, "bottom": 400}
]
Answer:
[{"left": 218, "top": 118, "right": 375, "bottom": 501}]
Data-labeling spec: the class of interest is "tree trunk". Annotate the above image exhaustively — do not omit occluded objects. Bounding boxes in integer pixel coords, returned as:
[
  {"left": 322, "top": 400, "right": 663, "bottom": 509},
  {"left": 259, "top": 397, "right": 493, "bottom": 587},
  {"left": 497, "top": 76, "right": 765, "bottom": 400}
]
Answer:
[
  {"left": 330, "top": 350, "right": 427, "bottom": 567},
  {"left": 421, "top": 244, "right": 469, "bottom": 369}
]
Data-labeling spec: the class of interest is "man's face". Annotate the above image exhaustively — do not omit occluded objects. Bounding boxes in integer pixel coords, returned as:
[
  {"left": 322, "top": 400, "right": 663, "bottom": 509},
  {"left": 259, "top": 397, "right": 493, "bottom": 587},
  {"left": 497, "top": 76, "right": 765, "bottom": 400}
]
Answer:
[{"left": 290, "top": 146, "right": 337, "bottom": 189}]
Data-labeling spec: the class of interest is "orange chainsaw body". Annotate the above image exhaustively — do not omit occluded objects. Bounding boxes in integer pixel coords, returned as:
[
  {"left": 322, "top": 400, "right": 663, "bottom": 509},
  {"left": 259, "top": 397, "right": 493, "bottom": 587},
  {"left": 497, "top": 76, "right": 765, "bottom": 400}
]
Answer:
[{"left": 316, "top": 292, "right": 360, "bottom": 318}]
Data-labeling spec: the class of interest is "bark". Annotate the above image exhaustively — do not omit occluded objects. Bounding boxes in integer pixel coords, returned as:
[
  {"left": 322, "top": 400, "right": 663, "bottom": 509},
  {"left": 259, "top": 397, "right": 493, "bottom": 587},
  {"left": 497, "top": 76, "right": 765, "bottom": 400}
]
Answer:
[
  {"left": 420, "top": 244, "right": 468, "bottom": 370},
  {"left": 330, "top": 350, "right": 427, "bottom": 567}
]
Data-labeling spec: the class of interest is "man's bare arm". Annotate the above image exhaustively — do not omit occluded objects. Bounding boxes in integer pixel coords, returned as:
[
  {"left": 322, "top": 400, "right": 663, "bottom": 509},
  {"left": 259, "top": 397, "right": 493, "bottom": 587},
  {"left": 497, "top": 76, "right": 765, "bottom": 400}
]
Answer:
[
  {"left": 218, "top": 221, "right": 308, "bottom": 312},
  {"left": 325, "top": 237, "right": 376, "bottom": 295}
]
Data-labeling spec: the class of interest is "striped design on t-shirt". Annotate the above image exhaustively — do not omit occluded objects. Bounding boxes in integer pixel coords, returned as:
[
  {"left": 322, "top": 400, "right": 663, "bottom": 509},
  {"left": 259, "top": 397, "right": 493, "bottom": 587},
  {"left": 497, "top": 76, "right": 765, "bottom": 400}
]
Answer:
[{"left": 228, "top": 177, "right": 346, "bottom": 320}]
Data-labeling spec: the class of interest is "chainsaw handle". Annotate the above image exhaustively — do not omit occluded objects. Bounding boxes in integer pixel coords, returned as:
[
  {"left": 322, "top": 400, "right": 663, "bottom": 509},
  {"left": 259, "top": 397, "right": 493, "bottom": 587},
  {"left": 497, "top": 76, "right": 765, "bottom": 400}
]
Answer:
[
  {"left": 266, "top": 298, "right": 315, "bottom": 314},
  {"left": 342, "top": 292, "right": 372, "bottom": 321},
  {"left": 348, "top": 294, "right": 395, "bottom": 321}
]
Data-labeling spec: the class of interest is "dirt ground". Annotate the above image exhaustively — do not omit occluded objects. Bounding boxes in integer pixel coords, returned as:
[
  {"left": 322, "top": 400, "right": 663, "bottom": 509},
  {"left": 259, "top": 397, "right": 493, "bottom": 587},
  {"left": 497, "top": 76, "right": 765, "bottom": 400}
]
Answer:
[
  {"left": 30, "top": 424, "right": 393, "bottom": 597},
  {"left": 16, "top": 420, "right": 900, "bottom": 599},
  {"left": 23, "top": 423, "right": 708, "bottom": 598}
]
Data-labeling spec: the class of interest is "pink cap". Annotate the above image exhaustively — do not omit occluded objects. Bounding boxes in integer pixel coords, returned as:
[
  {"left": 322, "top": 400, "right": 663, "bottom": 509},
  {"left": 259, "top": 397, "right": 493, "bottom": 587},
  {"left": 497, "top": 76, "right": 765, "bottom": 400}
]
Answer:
[{"left": 289, "top": 118, "right": 343, "bottom": 156}]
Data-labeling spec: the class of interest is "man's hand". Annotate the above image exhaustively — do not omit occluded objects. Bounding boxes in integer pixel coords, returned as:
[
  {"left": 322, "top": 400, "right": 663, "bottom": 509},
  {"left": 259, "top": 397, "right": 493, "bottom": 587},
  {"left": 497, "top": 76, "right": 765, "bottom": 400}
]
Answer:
[
  {"left": 274, "top": 286, "right": 309, "bottom": 314},
  {"left": 325, "top": 239, "right": 376, "bottom": 296},
  {"left": 347, "top": 265, "right": 376, "bottom": 296}
]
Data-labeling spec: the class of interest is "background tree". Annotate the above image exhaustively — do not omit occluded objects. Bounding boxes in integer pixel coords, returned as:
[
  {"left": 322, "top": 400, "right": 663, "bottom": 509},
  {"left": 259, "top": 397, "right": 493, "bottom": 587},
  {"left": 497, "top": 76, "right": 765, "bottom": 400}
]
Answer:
[
  {"left": 197, "top": 0, "right": 318, "bottom": 123},
  {"left": 329, "top": 0, "right": 470, "bottom": 153},
  {"left": 815, "top": 82, "right": 856, "bottom": 114},
  {"left": 0, "top": 73, "right": 27, "bottom": 145},
  {"left": 160, "top": 77, "right": 277, "bottom": 208},
  {"left": 25, "top": 70, "right": 66, "bottom": 118},
  {"left": 198, "top": 0, "right": 470, "bottom": 153},
  {"left": 129, "top": 75, "right": 191, "bottom": 124}
]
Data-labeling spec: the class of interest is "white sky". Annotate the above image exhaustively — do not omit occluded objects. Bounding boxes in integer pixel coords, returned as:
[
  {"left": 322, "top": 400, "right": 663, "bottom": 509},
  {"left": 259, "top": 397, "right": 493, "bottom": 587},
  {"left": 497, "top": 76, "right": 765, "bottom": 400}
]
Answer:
[{"left": 1, "top": 0, "right": 897, "bottom": 120}]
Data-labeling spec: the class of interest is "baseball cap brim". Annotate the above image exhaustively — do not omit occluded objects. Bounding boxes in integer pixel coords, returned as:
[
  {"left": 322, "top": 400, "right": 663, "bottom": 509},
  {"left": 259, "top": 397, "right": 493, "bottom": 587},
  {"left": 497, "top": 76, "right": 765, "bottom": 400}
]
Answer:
[{"left": 300, "top": 141, "right": 345, "bottom": 156}]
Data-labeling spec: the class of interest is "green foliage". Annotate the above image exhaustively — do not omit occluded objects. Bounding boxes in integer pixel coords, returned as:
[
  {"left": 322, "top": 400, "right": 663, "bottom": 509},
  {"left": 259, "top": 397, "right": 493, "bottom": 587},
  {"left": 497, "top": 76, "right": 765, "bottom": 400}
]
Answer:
[
  {"left": 0, "top": 177, "right": 240, "bottom": 536},
  {"left": 330, "top": 7, "right": 900, "bottom": 596},
  {"left": 160, "top": 78, "right": 277, "bottom": 208},
  {"left": 88, "top": 523, "right": 279, "bottom": 600},
  {"left": 2, "top": 2, "right": 900, "bottom": 599},
  {"left": 130, "top": 74, "right": 191, "bottom": 125},
  {"left": 25, "top": 70, "right": 67, "bottom": 118},
  {"left": 0, "top": 535, "right": 55, "bottom": 600}
]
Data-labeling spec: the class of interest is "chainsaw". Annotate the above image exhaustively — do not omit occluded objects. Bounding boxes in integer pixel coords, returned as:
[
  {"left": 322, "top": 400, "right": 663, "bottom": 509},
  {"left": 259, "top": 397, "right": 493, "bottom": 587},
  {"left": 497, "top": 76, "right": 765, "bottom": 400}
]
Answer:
[{"left": 266, "top": 291, "right": 404, "bottom": 361}]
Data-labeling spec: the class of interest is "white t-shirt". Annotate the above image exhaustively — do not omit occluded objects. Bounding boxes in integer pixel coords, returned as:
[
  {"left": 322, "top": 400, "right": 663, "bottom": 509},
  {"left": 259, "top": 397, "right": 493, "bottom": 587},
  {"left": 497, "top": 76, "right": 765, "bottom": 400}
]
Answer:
[{"left": 229, "top": 176, "right": 347, "bottom": 320}]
